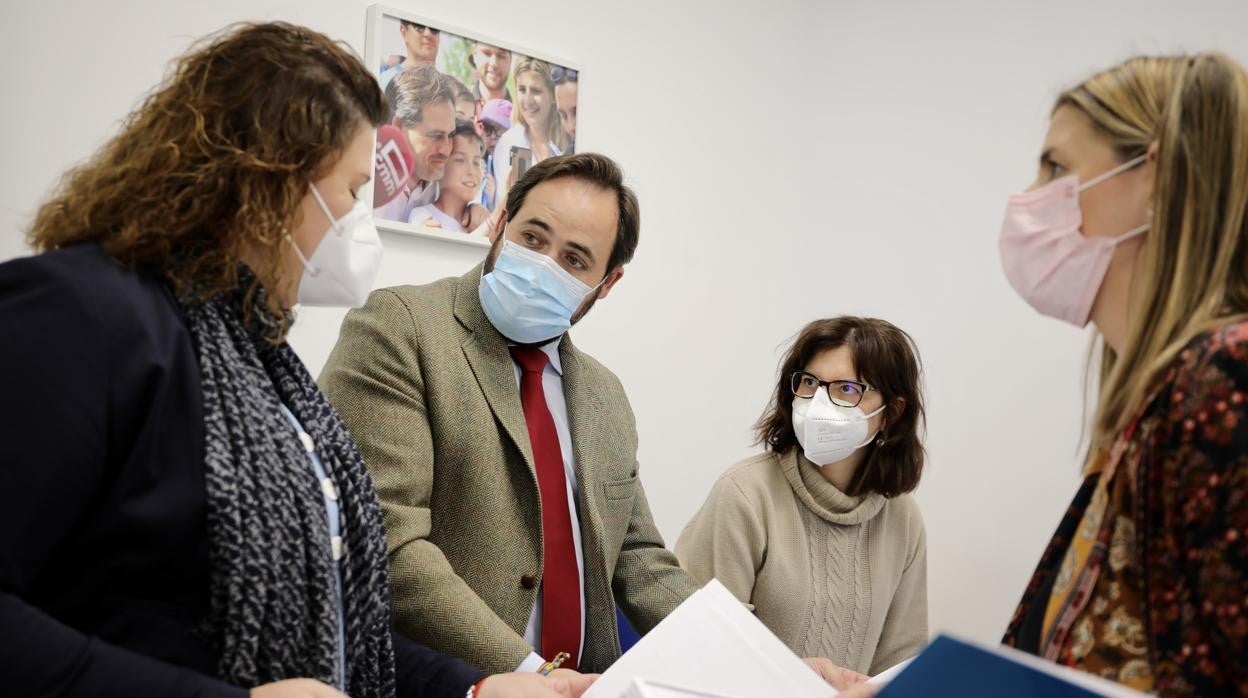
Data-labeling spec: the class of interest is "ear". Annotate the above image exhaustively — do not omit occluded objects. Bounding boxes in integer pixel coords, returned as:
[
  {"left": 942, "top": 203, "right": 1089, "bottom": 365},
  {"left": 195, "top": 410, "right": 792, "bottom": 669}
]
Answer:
[
  {"left": 488, "top": 208, "right": 507, "bottom": 243},
  {"left": 1142, "top": 140, "right": 1160, "bottom": 207},
  {"left": 595, "top": 266, "right": 625, "bottom": 300},
  {"left": 483, "top": 214, "right": 508, "bottom": 270},
  {"left": 883, "top": 396, "right": 906, "bottom": 432}
]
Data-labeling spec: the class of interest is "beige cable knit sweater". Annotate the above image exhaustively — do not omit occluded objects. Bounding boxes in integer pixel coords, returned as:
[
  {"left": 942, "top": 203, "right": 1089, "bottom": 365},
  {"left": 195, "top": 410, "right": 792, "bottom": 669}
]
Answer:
[{"left": 676, "top": 450, "right": 928, "bottom": 675}]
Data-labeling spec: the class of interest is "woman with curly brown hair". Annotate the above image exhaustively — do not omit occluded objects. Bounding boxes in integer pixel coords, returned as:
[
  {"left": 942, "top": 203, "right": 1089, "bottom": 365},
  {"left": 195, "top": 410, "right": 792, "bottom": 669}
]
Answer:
[{"left": 0, "top": 21, "right": 591, "bottom": 698}]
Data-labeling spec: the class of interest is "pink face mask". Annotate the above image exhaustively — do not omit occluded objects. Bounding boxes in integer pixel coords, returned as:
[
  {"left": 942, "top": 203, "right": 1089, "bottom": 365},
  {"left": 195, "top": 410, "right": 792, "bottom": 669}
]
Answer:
[{"left": 999, "top": 155, "right": 1149, "bottom": 327}]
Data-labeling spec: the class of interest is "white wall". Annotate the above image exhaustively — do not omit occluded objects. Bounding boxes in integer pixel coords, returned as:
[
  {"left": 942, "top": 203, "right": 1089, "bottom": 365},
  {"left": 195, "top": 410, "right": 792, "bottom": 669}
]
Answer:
[{"left": 3, "top": 0, "right": 1246, "bottom": 648}]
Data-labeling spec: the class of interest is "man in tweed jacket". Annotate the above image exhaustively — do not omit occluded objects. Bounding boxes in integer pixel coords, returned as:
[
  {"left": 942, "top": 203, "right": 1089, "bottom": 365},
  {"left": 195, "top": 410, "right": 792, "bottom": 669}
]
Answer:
[{"left": 320, "top": 154, "right": 700, "bottom": 676}]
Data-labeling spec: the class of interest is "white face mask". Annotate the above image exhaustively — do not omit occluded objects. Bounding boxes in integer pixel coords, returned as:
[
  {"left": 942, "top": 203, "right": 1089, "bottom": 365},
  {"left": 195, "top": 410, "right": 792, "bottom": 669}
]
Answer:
[
  {"left": 791, "top": 390, "right": 885, "bottom": 466},
  {"left": 287, "top": 184, "right": 384, "bottom": 307}
]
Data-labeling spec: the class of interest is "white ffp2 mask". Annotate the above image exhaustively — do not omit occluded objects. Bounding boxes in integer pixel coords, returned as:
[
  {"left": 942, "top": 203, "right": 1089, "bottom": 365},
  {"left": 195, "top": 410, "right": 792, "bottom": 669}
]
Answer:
[
  {"left": 288, "top": 184, "right": 384, "bottom": 307},
  {"left": 792, "top": 390, "right": 885, "bottom": 466}
]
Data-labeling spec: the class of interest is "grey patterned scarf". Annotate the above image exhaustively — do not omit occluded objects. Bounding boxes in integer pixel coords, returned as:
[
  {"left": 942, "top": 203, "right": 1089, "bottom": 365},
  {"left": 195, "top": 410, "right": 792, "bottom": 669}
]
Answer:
[{"left": 178, "top": 276, "right": 395, "bottom": 697}]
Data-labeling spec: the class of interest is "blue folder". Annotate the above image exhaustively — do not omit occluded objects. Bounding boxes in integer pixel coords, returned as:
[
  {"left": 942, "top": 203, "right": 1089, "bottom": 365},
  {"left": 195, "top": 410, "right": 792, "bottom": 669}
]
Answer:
[{"left": 877, "top": 635, "right": 1110, "bottom": 697}]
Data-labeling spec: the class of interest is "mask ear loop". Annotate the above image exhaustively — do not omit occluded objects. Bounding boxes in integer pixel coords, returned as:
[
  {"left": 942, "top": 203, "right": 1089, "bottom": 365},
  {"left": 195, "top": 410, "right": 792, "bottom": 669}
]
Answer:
[
  {"left": 580, "top": 273, "right": 610, "bottom": 303},
  {"left": 1077, "top": 154, "right": 1152, "bottom": 243},
  {"left": 1077, "top": 154, "right": 1149, "bottom": 192},
  {"left": 481, "top": 217, "right": 509, "bottom": 279},
  {"left": 308, "top": 183, "right": 342, "bottom": 233},
  {"left": 285, "top": 231, "right": 320, "bottom": 278},
  {"left": 287, "top": 183, "right": 338, "bottom": 278},
  {"left": 857, "top": 402, "right": 888, "bottom": 448},
  {"left": 1114, "top": 222, "right": 1150, "bottom": 242}
]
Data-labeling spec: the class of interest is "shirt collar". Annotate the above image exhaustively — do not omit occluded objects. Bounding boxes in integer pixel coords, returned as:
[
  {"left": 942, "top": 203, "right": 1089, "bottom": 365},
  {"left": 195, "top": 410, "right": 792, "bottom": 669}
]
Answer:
[{"left": 508, "top": 338, "right": 564, "bottom": 376}]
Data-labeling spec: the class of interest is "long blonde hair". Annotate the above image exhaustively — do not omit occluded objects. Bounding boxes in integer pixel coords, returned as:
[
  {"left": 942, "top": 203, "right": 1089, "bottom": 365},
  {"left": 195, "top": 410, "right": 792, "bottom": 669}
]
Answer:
[
  {"left": 512, "top": 56, "right": 567, "bottom": 152},
  {"left": 1067, "top": 53, "right": 1248, "bottom": 456}
]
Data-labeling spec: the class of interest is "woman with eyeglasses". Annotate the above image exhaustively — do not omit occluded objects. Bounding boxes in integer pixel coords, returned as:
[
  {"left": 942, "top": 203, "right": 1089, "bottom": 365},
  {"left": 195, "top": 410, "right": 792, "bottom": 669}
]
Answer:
[
  {"left": 677, "top": 317, "right": 929, "bottom": 679},
  {"left": 491, "top": 57, "right": 565, "bottom": 198}
]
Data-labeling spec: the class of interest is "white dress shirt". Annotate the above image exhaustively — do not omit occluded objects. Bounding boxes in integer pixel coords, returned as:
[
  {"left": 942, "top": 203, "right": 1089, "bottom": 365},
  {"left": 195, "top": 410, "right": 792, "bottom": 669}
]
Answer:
[
  {"left": 511, "top": 340, "right": 587, "bottom": 672},
  {"left": 373, "top": 178, "right": 439, "bottom": 224}
]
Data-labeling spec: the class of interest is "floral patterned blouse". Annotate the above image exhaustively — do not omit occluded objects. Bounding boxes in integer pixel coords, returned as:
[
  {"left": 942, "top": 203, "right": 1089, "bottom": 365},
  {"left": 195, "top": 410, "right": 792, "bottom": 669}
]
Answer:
[{"left": 1003, "top": 323, "right": 1248, "bottom": 696}]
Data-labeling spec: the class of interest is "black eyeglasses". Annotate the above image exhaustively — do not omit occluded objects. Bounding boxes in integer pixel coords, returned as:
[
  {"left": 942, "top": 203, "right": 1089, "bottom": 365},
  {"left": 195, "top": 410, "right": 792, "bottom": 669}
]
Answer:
[
  {"left": 551, "top": 66, "right": 578, "bottom": 84},
  {"left": 400, "top": 20, "right": 437, "bottom": 35},
  {"left": 790, "top": 371, "right": 877, "bottom": 408}
]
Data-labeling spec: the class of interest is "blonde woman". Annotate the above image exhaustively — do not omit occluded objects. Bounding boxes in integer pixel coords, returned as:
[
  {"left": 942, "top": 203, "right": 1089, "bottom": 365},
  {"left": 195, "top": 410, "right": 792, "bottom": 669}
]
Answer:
[
  {"left": 995, "top": 53, "right": 1248, "bottom": 696},
  {"left": 491, "top": 57, "right": 565, "bottom": 194},
  {"left": 840, "top": 51, "right": 1248, "bottom": 698}
]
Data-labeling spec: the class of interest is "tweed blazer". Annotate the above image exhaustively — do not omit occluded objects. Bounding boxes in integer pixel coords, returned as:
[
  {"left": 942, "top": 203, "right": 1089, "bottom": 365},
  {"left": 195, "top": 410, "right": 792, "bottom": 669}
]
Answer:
[{"left": 319, "top": 264, "right": 699, "bottom": 673}]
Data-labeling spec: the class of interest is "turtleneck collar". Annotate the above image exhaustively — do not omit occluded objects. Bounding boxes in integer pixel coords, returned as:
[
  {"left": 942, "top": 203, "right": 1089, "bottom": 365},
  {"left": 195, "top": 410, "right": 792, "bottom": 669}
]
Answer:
[{"left": 779, "top": 449, "right": 887, "bottom": 526}]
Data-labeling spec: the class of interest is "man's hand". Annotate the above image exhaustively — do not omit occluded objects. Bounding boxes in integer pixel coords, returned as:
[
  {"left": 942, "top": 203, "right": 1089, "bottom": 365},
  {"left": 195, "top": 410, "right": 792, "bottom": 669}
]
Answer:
[
  {"left": 548, "top": 669, "right": 598, "bottom": 697},
  {"left": 461, "top": 203, "right": 491, "bottom": 231},
  {"left": 802, "top": 657, "right": 868, "bottom": 690},
  {"left": 837, "top": 683, "right": 877, "bottom": 698},
  {"left": 250, "top": 679, "right": 346, "bottom": 698},
  {"left": 477, "top": 670, "right": 598, "bottom": 698}
]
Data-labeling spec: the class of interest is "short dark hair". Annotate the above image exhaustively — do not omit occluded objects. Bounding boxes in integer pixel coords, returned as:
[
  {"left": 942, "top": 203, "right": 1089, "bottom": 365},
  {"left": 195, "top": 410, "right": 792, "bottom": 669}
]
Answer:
[
  {"left": 469, "top": 42, "right": 512, "bottom": 66},
  {"left": 452, "top": 118, "right": 484, "bottom": 153},
  {"left": 445, "top": 74, "right": 474, "bottom": 106},
  {"left": 390, "top": 63, "right": 454, "bottom": 128},
  {"left": 755, "top": 317, "right": 926, "bottom": 498},
  {"left": 505, "top": 152, "right": 640, "bottom": 273}
]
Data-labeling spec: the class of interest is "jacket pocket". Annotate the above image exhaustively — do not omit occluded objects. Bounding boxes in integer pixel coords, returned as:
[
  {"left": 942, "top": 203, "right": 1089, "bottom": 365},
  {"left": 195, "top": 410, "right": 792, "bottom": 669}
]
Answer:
[{"left": 603, "top": 475, "right": 638, "bottom": 501}]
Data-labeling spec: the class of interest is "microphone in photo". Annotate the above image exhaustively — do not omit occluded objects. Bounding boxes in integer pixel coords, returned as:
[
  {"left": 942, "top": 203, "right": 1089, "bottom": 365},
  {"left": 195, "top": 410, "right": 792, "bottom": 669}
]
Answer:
[{"left": 374, "top": 124, "right": 415, "bottom": 209}]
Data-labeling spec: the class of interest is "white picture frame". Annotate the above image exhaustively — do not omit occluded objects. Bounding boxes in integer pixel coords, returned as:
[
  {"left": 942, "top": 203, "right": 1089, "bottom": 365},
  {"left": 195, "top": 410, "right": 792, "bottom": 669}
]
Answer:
[{"left": 363, "top": 4, "right": 582, "bottom": 248}]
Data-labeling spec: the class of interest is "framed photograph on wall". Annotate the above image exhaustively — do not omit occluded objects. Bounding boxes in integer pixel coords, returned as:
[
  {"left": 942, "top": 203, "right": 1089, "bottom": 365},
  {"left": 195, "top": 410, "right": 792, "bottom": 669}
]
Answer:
[{"left": 364, "top": 4, "right": 581, "bottom": 247}]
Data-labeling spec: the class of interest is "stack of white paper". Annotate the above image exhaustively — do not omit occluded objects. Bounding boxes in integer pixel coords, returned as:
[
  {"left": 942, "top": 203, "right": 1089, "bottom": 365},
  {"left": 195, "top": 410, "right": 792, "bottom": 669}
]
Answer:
[{"left": 584, "top": 580, "right": 835, "bottom": 698}]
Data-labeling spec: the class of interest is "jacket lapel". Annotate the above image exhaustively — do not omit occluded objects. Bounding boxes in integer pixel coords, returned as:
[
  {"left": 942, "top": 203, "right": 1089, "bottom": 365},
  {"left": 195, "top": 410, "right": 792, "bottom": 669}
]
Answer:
[
  {"left": 559, "top": 335, "right": 605, "bottom": 507},
  {"left": 559, "top": 335, "right": 617, "bottom": 664},
  {"left": 456, "top": 268, "right": 617, "bottom": 663},
  {"left": 454, "top": 264, "right": 535, "bottom": 474}
]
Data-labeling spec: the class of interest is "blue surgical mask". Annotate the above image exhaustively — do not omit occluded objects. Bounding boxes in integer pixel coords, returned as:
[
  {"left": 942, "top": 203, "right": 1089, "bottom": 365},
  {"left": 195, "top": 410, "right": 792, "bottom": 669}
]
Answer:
[{"left": 478, "top": 240, "right": 602, "bottom": 344}]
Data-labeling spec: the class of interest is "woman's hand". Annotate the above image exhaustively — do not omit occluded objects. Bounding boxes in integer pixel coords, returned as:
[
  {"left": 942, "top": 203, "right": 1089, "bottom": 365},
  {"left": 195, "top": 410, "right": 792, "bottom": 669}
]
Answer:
[
  {"left": 477, "top": 670, "right": 598, "bottom": 698},
  {"left": 802, "top": 657, "right": 868, "bottom": 690},
  {"left": 250, "top": 679, "right": 346, "bottom": 698}
]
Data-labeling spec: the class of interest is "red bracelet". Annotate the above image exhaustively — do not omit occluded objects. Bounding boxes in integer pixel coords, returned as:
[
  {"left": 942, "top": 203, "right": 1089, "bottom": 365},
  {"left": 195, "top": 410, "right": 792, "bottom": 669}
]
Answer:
[{"left": 467, "top": 677, "right": 488, "bottom": 698}]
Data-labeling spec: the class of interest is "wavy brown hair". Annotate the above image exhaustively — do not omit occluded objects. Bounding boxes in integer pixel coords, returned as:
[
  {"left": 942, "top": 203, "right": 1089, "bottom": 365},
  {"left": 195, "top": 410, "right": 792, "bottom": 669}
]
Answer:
[
  {"left": 26, "top": 22, "right": 385, "bottom": 331},
  {"left": 755, "top": 317, "right": 927, "bottom": 498}
]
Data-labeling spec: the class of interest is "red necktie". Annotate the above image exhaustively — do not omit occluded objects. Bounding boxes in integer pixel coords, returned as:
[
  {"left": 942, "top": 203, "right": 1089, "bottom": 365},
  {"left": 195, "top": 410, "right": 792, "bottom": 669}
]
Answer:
[{"left": 510, "top": 346, "right": 581, "bottom": 669}]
